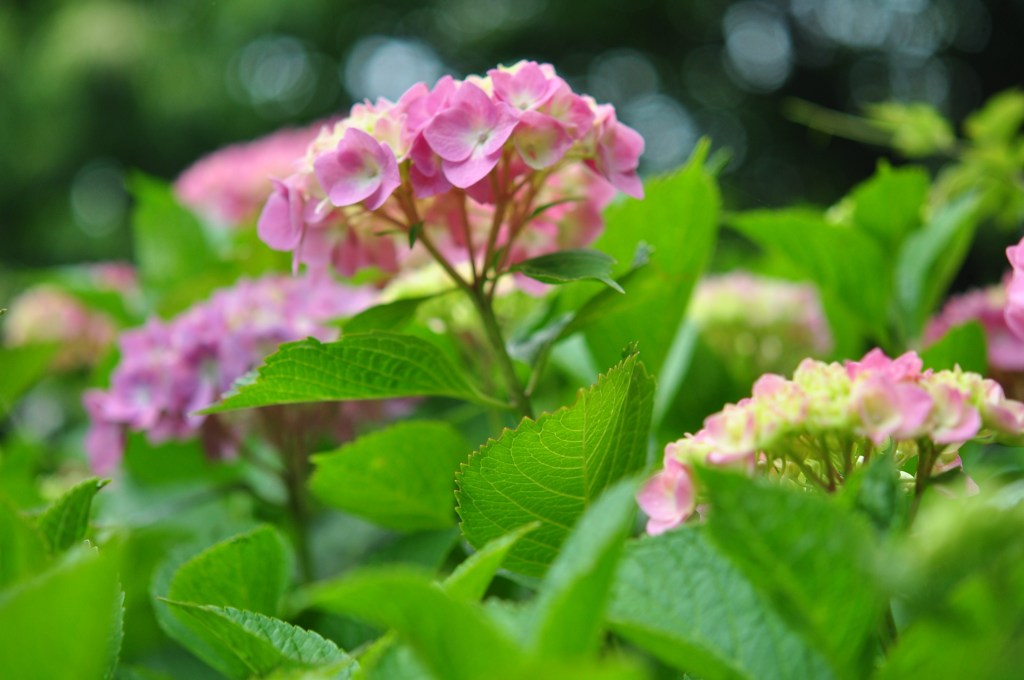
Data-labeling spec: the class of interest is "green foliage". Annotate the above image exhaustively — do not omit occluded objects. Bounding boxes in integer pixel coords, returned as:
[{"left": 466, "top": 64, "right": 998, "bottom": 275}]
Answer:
[
  {"left": 0, "top": 344, "right": 58, "bottom": 418},
  {"left": 698, "top": 468, "right": 883, "bottom": 679},
  {"left": 457, "top": 352, "right": 654, "bottom": 576},
  {"left": 307, "top": 567, "right": 521, "bottom": 680},
  {"left": 965, "top": 89, "right": 1024, "bottom": 144},
  {"left": 583, "top": 142, "right": 720, "bottom": 377},
  {"left": 0, "top": 545, "right": 123, "bottom": 680},
  {"left": 310, "top": 421, "right": 469, "bottom": 532},
  {"left": 524, "top": 479, "right": 637, "bottom": 657},
  {"left": 129, "top": 173, "right": 223, "bottom": 313},
  {"left": 919, "top": 320, "right": 988, "bottom": 375},
  {"left": 154, "top": 526, "right": 295, "bottom": 678},
  {"left": 609, "top": 527, "right": 834, "bottom": 680},
  {"left": 342, "top": 296, "right": 436, "bottom": 334},
  {"left": 35, "top": 477, "right": 108, "bottom": 553},
  {"left": 204, "top": 333, "right": 493, "bottom": 413},
  {"left": 729, "top": 208, "right": 891, "bottom": 343},
  {"left": 444, "top": 523, "right": 538, "bottom": 601},
  {"left": 510, "top": 249, "right": 623, "bottom": 293},
  {"left": 0, "top": 496, "right": 50, "bottom": 588},
  {"left": 866, "top": 102, "right": 956, "bottom": 158},
  {"left": 162, "top": 603, "right": 354, "bottom": 678},
  {"left": 848, "top": 164, "right": 929, "bottom": 248}
]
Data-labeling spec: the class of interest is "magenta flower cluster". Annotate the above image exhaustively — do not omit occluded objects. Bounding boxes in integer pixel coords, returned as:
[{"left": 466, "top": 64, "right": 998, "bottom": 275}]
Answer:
[
  {"left": 638, "top": 348, "right": 1024, "bottom": 535},
  {"left": 1005, "top": 238, "right": 1024, "bottom": 340},
  {"left": 83, "top": 275, "right": 374, "bottom": 474},
  {"left": 926, "top": 279, "right": 1024, "bottom": 374},
  {"left": 175, "top": 122, "right": 324, "bottom": 227},
  {"left": 256, "top": 61, "right": 643, "bottom": 278}
]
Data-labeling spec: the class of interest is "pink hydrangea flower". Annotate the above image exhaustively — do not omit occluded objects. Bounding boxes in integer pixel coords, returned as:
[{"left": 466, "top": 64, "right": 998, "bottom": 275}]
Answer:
[
  {"left": 175, "top": 123, "right": 322, "bottom": 226},
  {"left": 637, "top": 456, "right": 695, "bottom": 535},
  {"left": 83, "top": 275, "right": 376, "bottom": 474},
  {"left": 925, "top": 282, "right": 1024, "bottom": 373},
  {"left": 250, "top": 62, "right": 644, "bottom": 286},
  {"left": 314, "top": 128, "right": 402, "bottom": 210},
  {"left": 1006, "top": 239, "right": 1024, "bottom": 338}
]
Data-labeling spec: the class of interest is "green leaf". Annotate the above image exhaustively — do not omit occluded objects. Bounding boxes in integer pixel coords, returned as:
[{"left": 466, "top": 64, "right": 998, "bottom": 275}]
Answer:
[
  {"left": 729, "top": 208, "right": 891, "bottom": 341},
  {"left": 129, "top": 173, "right": 221, "bottom": 309},
  {"left": 155, "top": 526, "right": 292, "bottom": 678},
  {"left": 444, "top": 523, "right": 538, "bottom": 601},
  {"left": 0, "top": 344, "right": 58, "bottom": 418},
  {"left": 35, "top": 477, "right": 108, "bottom": 553},
  {"left": 342, "top": 296, "right": 435, "bottom": 334},
  {"left": 0, "top": 496, "right": 50, "bottom": 589},
  {"left": 168, "top": 525, "right": 290, "bottom": 615},
  {"left": 510, "top": 249, "right": 623, "bottom": 293},
  {"left": 837, "top": 454, "right": 905, "bottom": 536},
  {"left": 865, "top": 102, "right": 956, "bottom": 158},
  {"left": 162, "top": 602, "right": 353, "bottom": 678},
  {"left": 608, "top": 527, "right": 834, "bottom": 680},
  {"left": 965, "top": 88, "right": 1024, "bottom": 144},
  {"left": 583, "top": 142, "right": 720, "bottom": 376},
  {"left": 526, "top": 479, "right": 637, "bottom": 658},
  {"left": 310, "top": 421, "right": 468, "bottom": 532},
  {"left": 457, "top": 351, "right": 654, "bottom": 577},
  {"left": 920, "top": 320, "right": 988, "bottom": 375},
  {"left": 306, "top": 567, "right": 521, "bottom": 680},
  {"left": 895, "top": 192, "right": 983, "bottom": 338},
  {"left": 849, "top": 164, "right": 928, "bottom": 247},
  {"left": 699, "top": 468, "right": 882, "bottom": 679},
  {"left": 362, "top": 528, "right": 460, "bottom": 572},
  {"left": 0, "top": 546, "right": 122, "bottom": 680},
  {"left": 203, "top": 333, "right": 490, "bottom": 414}
]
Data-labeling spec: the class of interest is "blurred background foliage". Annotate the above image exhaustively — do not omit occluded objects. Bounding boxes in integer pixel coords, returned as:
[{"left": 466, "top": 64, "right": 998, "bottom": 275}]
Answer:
[{"left": 3, "top": 0, "right": 1021, "bottom": 272}]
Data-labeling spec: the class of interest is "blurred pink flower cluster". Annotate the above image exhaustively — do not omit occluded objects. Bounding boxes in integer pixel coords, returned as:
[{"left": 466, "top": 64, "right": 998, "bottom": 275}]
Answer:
[
  {"left": 690, "top": 272, "right": 833, "bottom": 376},
  {"left": 174, "top": 123, "right": 324, "bottom": 227},
  {"left": 925, "top": 280, "right": 1024, "bottom": 374},
  {"left": 3, "top": 263, "right": 139, "bottom": 371},
  {"left": 639, "top": 348, "right": 1024, "bottom": 534},
  {"left": 256, "top": 60, "right": 642, "bottom": 278},
  {"left": 1005, "top": 239, "right": 1024, "bottom": 340},
  {"left": 83, "top": 275, "right": 375, "bottom": 474}
]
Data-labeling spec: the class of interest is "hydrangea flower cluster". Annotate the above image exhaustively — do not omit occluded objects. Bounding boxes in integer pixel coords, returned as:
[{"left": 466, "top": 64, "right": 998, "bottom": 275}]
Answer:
[
  {"left": 256, "top": 61, "right": 642, "bottom": 279},
  {"left": 83, "top": 275, "right": 375, "bottom": 474},
  {"left": 1005, "top": 238, "right": 1024, "bottom": 339},
  {"left": 175, "top": 122, "right": 324, "bottom": 227},
  {"left": 638, "top": 348, "right": 1024, "bottom": 535},
  {"left": 689, "top": 273, "right": 833, "bottom": 375},
  {"left": 4, "top": 275, "right": 131, "bottom": 371},
  {"left": 926, "top": 281, "right": 1024, "bottom": 375}
]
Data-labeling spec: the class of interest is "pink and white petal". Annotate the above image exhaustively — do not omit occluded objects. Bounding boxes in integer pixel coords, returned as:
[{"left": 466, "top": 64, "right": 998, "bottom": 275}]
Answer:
[
  {"left": 442, "top": 148, "right": 503, "bottom": 188},
  {"left": 514, "top": 111, "right": 573, "bottom": 169},
  {"left": 424, "top": 107, "right": 478, "bottom": 161}
]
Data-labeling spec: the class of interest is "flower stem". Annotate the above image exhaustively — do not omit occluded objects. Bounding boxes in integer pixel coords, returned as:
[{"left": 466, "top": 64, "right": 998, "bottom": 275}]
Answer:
[{"left": 468, "top": 288, "right": 534, "bottom": 419}]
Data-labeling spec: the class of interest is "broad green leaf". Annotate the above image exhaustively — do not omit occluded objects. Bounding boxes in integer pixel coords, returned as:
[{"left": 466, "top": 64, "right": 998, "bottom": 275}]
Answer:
[
  {"left": 444, "top": 523, "right": 538, "bottom": 601},
  {"left": 965, "top": 88, "right": 1024, "bottom": 144},
  {"left": 456, "top": 352, "right": 654, "bottom": 577},
  {"left": 0, "top": 344, "right": 58, "bottom": 418},
  {"left": 490, "top": 658, "right": 648, "bottom": 680},
  {"left": 699, "top": 468, "right": 882, "bottom": 679},
  {"left": 510, "top": 249, "right": 623, "bottom": 293},
  {"left": 849, "top": 164, "right": 928, "bottom": 247},
  {"left": 865, "top": 102, "right": 956, "bottom": 158},
  {"left": 155, "top": 526, "right": 292, "bottom": 678},
  {"left": 168, "top": 525, "right": 290, "bottom": 615},
  {"left": 729, "top": 209, "right": 890, "bottom": 341},
  {"left": 0, "top": 546, "right": 122, "bottom": 680},
  {"left": 920, "top": 320, "right": 988, "bottom": 375},
  {"left": 163, "top": 602, "right": 353, "bottom": 678},
  {"left": 203, "top": 333, "right": 490, "bottom": 414},
  {"left": 362, "top": 528, "right": 460, "bottom": 572},
  {"left": 608, "top": 527, "right": 834, "bottom": 680},
  {"left": 306, "top": 567, "right": 520, "bottom": 680},
  {"left": 354, "top": 638, "right": 432, "bottom": 680},
  {"left": 129, "top": 173, "right": 222, "bottom": 312},
  {"left": 895, "top": 192, "right": 983, "bottom": 337},
  {"left": 526, "top": 479, "right": 637, "bottom": 658},
  {"left": 583, "top": 142, "right": 720, "bottom": 376},
  {"left": 342, "top": 296, "right": 436, "bottom": 334},
  {"left": 310, "top": 421, "right": 469, "bottom": 532},
  {"left": 35, "top": 477, "right": 108, "bottom": 553},
  {"left": 0, "top": 496, "right": 49, "bottom": 589},
  {"left": 877, "top": 491, "right": 1024, "bottom": 679}
]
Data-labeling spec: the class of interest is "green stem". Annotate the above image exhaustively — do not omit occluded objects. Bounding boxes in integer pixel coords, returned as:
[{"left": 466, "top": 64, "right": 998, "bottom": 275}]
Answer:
[
  {"left": 468, "top": 289, "right": 534, "bottom": 419},
  {"left": 283, "top": 444, "right": 314, "bottom": 584}
]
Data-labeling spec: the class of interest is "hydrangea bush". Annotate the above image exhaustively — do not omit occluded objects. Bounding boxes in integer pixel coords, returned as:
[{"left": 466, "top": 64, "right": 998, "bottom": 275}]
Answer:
[{"left": 2, "top": 70, "right": 1024, "bottom": 679}]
